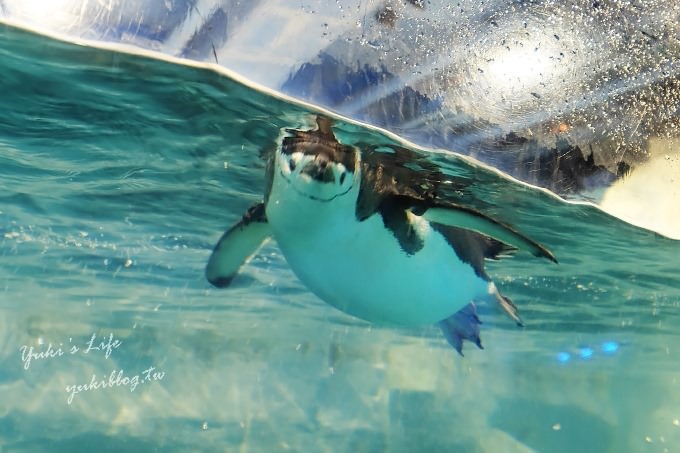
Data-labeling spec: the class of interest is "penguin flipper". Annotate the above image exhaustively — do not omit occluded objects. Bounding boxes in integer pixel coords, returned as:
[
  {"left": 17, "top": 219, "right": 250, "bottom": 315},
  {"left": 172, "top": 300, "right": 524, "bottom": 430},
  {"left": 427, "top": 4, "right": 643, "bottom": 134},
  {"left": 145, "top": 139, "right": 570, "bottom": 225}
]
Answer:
[
  {"left": 419, "top": 201, "right": 557, "bottom": 263},
  {"left": 206, "top": 203, "right": 271, "bottom": 288}
]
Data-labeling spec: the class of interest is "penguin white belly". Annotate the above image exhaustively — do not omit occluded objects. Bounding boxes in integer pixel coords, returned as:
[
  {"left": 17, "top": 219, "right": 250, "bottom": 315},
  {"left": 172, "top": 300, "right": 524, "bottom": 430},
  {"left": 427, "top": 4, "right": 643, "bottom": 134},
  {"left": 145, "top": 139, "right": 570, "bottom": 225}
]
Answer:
[{"left": 266, "top": 190, "right": 490, "bottom": 327}]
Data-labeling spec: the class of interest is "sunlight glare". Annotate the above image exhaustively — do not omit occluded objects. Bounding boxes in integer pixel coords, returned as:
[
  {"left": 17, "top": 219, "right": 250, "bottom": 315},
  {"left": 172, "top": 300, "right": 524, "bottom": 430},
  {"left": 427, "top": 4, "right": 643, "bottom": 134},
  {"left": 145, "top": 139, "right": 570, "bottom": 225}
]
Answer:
[
  {"left": 486, "top": 46, "right": 553, "bottom": 92},
  {"left": 8, "top": 0, "right": 79, "bottom": 29}
]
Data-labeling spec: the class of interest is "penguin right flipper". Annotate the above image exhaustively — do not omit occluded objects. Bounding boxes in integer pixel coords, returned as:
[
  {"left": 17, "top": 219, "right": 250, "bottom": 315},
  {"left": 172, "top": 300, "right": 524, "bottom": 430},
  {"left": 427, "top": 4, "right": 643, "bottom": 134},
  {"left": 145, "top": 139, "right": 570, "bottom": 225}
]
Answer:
[
  {"left": 206, "top": 203, "right": 272, "bottom": 288},
  {"left": 421, "top": 201, "right": 557, "bottom": 263}
]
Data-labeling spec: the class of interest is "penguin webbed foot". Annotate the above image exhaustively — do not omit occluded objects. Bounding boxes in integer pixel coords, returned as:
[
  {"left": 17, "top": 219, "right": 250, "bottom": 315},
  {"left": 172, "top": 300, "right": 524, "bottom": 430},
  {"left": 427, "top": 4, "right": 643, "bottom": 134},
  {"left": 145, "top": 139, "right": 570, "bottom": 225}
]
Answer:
[{"left": 438, "top": 303, "right": 484, "bottom": 356}]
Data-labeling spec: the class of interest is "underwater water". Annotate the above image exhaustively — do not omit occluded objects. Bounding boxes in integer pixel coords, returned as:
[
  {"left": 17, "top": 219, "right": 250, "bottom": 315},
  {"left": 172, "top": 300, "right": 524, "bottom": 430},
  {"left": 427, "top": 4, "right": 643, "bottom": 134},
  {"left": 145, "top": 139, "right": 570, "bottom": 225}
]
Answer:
[{"left": 1, "top": 21, "right": 679, "bottom": 453}]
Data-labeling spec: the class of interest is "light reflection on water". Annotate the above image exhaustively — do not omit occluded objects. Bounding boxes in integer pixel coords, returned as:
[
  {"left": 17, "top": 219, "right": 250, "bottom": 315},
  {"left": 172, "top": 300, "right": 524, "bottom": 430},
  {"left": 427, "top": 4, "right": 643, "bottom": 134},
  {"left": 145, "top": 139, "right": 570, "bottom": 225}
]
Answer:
[{"left": 1, "top": 0, "right": 678, "bottom": 226}]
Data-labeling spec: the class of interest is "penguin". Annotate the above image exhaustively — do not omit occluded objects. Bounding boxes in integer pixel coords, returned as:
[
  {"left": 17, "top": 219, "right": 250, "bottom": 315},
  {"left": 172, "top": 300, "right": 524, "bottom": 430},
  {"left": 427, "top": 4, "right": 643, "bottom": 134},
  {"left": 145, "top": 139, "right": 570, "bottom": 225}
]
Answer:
[{"left": 206, "top": 116, "right": 557, "bottom": 354}]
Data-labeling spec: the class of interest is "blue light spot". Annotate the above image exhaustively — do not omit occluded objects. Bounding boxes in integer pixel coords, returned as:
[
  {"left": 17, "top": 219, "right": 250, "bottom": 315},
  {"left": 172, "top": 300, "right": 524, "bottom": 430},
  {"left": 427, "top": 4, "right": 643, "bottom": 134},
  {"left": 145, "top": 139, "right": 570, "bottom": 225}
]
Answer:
[
  {"left": 557, "top": 352, "right": 571, "bottom": 363},
  {"left": 579, "top": 347, "right": 594, "bottom": 360},
  {"left": 601, "top": 341, "right": 619, "bottom": 354}
]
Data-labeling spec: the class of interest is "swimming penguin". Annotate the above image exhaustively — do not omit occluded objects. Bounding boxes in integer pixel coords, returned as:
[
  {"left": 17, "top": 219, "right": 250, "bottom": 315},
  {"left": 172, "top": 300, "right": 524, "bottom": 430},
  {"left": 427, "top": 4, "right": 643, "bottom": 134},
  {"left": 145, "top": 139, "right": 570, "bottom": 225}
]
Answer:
[{"left": 206, "top": 116, "right": 557, "bottom": 354}]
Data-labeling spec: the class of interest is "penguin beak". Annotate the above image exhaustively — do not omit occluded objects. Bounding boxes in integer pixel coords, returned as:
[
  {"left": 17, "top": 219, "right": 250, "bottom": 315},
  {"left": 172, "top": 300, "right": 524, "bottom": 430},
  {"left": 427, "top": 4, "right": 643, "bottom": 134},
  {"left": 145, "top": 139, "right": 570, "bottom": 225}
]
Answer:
[{"left": 301, "top": 155, "right": 335, "bottom": 183}]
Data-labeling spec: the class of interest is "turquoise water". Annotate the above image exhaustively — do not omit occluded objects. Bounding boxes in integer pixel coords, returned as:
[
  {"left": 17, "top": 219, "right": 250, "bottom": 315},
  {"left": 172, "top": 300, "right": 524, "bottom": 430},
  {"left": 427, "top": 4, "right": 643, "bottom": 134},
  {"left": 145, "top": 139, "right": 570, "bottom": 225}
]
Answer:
[{"left": 1, "top": 22, "right": 679, "bottom": 452}]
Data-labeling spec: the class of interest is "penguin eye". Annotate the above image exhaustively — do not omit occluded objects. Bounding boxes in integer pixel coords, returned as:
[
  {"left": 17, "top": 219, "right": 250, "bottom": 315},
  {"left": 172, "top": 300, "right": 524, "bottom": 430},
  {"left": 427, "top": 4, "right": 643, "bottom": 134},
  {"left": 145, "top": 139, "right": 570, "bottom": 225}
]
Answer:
[{"left": 339, "top": 172, "right": 346, "bottom": 184}]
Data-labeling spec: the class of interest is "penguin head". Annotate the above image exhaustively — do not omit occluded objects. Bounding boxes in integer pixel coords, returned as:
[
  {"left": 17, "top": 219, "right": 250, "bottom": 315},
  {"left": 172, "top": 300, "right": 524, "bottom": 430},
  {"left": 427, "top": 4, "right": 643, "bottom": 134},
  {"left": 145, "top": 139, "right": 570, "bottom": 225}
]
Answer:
[{"left": 275, "top": 124, "right": 359, "bottom": 202}]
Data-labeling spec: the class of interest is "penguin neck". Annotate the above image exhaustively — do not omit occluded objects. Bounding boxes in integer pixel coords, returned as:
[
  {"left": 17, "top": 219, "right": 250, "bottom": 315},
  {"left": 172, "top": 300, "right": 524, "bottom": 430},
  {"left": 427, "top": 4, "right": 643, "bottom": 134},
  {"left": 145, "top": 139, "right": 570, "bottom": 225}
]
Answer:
[{"left": 266, "top": 167, "right": 360, "bottom": 236}]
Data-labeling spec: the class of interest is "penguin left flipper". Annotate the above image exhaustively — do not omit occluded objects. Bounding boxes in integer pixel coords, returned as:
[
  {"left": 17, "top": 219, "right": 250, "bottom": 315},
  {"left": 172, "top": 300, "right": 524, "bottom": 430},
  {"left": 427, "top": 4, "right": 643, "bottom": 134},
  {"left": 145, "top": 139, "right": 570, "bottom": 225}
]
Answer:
[
  {"left": 414, "top": 199, "right": 557, "bottom": 263},
  {"left": 206, "top": 203, "right": 271, "bottom": 288}
]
